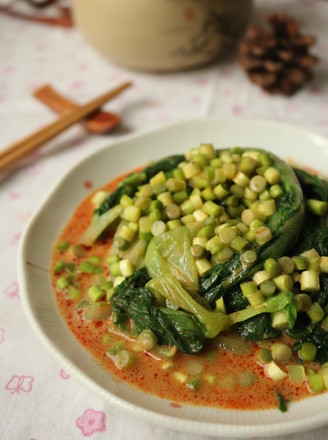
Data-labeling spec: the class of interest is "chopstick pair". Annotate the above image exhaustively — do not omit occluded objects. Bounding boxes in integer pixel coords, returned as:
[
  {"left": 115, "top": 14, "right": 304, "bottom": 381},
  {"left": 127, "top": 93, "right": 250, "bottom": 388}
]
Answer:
[{"left": 0, "top": 82, "right": 132, "bottom": 175}]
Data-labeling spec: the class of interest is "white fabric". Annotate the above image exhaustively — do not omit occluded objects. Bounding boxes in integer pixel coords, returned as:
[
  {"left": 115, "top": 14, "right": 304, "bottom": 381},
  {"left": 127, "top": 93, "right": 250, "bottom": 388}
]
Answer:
[{"left": 1, "top": 1, "right": 328, "bottom": 438}]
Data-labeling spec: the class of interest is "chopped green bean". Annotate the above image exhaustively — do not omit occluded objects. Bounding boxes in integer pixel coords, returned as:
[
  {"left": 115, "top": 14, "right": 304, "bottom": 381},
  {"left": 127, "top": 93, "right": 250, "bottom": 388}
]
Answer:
[
  {"left": 260, "top": 280, "right": 276, "bottom": 297},
  {"left": 306, "top": 199, "right": 328, "bottom": 217},
  {"left": 257, "top": 348, "right": 272, "bottom": 363},
  {"left": 88, "top": 285, "right": 105, "bottom": 302},
  {"left": 241, "top": 250, "right": 257, "bottom": 266},
  {"left": 56, "top": 276, "right": 69, "bottom": 290},
  {"left": 88, "top": 256, "right": 102, "bottom": 265},
  {"left": 264, "top": 258, "right": 282, "bottom": 277},
  {"left": 272, "top": 343, "right": 292, "bottom": 363},
  {"left": 57, "top": 240, "right": 69, "bottom": 252},
  {"left": 106, "top": 254, "right": 119, "bottom": 266},
  {"left": 292, "top": 256, "right": 308, "bottom": 271},
  {"left": 114, "top": 237, "right": 129, "bottom": 250},
  {"left": 173, "top": 190, "right": 188, "bottom": 205},
  {"left": 79, "top": 261, "right": 103, "bottom": 274},
  {"left": 191, "top": 244, "right": 205, "bottom": 259},
  {"left": 300, "top": 342, "right": 317, "bottom": 361},
  {"left": 53, "top": 261, "right": 66, "bottom": 274},
  {"left": 165, "top": 204, "right": 181, "bottom": 220},
  {"left": 138, "top": 329, "right": 158, "bottom": 350}
]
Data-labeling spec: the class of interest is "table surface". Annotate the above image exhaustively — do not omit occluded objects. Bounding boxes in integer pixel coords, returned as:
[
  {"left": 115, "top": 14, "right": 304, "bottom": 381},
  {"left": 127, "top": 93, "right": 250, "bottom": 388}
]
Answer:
[{"left": 1, "top": 0, "right": 328, "bottom": 439}]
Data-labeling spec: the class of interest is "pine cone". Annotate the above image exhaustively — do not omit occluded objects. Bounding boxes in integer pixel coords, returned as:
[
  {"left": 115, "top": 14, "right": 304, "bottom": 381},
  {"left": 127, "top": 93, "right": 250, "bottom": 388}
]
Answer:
[{"left": 238, "top": 13, "right": 319, "bottom": 96}]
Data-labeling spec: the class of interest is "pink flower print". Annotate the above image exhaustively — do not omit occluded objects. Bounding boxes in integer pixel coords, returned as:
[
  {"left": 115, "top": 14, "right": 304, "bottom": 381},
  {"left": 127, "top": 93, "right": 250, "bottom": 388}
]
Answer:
[
  {"left": 77, "top": 62, "right": 89, "bottom": 71},
  {"left": 76, "top": 409, "right": 106, "bottom": 437},
  {"left": 156, "top": 112, "right": 171, "bottom": 123},
  {"left": 308, "top": 85, "right": 322, "bottom": 94},
  {"left": 71, "top": 80, "right": 85, "bottom": 90},
  {"left": 59, "top": 369, "right": 70, "bottom": 380},
  {"left": 35, "top": 42, "right": 46, "bottom": 52},
  {"left": 36, "top": 56, "right": 47, "bottom": 65},
  {"left": 55, "top": 72, "right": 65, "bottom": 81},
  {"left": 4, "top": 65, "right": 15, "bottom": 75},
  {"left": 146, "top": 100, "right": 161, "bottom": 109},
  {"left": 166, "top": 87, "right": 179, "bottom": 97},
  {"left": 195, "top": 76, "right": 209, "bottom": 86},
  {"left": 77, "top": 39, "right": 88, "bottom": 49},
  {"left": 232, "top": 105, "right": 245, "bottom": 116},
  {"left": 284, "top": 101, "right": 299, "bottom": 112},
  {"left": 4, "top": 281, "right": 19, "bottom": 299},
  {"left": 71, "top": 137, "right": 86, "bottom": 148},
  {"left": 0, "top": 328, "right": 5, "bottom": 344},
  {"left": 222, "top": 88, "right": 232, "bottom": 98},
  {"left": 191, "top": 96, "right": 201, "bottom": 105},
  {"left": 220, "top": 68, "right": 232, "bottom": 77},
  {"left": 15, "top": 23, "right": 26, "bottom": 33},
  {"left": 11, "top": 232, "right": 22, "bottom": 246},
  {"left": 5, "top": 375, "right": 34, "bottom": 394},
  {"left": 9, "top": 190, "right": 22, "bottom": 200},
  {"left": 108, "top": 71, "right": 123, "bottom": 81},
  {"left": 26, "top": 159, "right": 42, "bottom": 176}
]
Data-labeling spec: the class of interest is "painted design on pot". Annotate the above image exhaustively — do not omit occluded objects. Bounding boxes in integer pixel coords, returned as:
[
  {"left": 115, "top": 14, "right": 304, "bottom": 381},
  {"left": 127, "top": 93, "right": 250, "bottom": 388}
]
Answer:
[{"left": 171, "top": 0, "right": 252, "bottom": 59}]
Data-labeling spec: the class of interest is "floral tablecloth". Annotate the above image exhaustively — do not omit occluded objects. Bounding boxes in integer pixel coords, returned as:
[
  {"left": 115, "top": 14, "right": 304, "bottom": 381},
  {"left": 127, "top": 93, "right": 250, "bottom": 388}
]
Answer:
[{"left": 1, "top": 0, "right": 328, "bottom": 439}]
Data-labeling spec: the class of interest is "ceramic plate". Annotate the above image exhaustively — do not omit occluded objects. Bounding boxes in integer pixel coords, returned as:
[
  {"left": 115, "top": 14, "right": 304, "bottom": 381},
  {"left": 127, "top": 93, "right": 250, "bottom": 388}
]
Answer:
[{"left": 18, "top": 118, "right": 328, "bottom": 438}]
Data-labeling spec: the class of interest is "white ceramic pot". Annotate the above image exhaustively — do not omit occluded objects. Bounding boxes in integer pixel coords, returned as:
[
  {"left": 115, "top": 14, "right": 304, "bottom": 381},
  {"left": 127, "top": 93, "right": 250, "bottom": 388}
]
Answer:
[{"left": 72, "top": 0, "right": 253, "bottom": 71}]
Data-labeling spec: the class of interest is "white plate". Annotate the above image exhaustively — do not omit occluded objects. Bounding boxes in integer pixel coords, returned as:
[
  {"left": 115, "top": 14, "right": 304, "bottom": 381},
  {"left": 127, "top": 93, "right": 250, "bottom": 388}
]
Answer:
[{"left": 18, "top": 118, "right": 328, "bottom": 438}]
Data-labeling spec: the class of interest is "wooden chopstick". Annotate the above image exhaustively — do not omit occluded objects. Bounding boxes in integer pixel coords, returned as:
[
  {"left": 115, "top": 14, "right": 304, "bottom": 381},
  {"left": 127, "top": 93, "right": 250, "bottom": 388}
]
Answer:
[
  {"left": 0, "top": 81, "right": 132, "bottom": 174},
  {"left": 33, "top": 84, "right": 121, "bottom": 134}
]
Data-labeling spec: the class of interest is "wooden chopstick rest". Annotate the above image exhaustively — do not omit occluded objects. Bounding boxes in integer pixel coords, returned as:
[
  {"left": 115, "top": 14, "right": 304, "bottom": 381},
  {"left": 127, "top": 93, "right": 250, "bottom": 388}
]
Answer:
[
  {"left": 0, "top": 81, "right": 132, "bottom": 174},
  {"left": 34, "top": 85, "right": 121, "bottom": 134}
]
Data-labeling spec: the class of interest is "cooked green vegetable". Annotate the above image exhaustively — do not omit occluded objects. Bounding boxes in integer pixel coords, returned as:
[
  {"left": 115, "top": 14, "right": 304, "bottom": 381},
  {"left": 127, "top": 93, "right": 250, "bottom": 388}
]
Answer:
[
  {"left": 199, "top": 149, "right": 304, "bottom": 304},
  {"left": 225, "top": 291, "right": 297, "bottom": 329},
  {"left": 238, "top": 314, "right": 281, "bottom": 341},
  {"left": 84, "top": 301, "right": 111, "bottom": 321},
  {"left": 146, "top": 275, "right": 227, "bottom": 338},
  {"left": 106, "top": 347, "right": 135, "bottom": 369},
  {"left": 80, "top": 205, "right": 122, "bottom": 246},
  {"left": 276, "top": 391, "right": 288, "bottom": 413},
  {"left": 110, "top": 268, "right": 206, "bottom": 353},
  {"left": 224, "top": 287, "right": 250, "bottom": 313},
  {"left": 138, "top": 329, "right": 158, "bottom": 350},
  {"left": 145, "top": 226, "right": 199, "bottom": 296},
  {"left": 57, "top": 240, "right": 69, "bottom": 252},
  {"left": 96, "top": 155, "right": 185, "bottom": 216}
]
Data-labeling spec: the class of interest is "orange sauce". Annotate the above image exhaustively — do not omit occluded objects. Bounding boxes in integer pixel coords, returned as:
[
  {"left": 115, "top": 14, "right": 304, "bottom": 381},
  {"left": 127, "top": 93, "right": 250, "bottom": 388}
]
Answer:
[{"left": 51, "top": 170, "right": 315, "bottom": 411}]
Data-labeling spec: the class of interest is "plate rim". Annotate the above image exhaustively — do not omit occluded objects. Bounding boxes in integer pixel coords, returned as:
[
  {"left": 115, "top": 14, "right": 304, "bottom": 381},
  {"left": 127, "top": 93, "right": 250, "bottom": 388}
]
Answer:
[{"left": 18, "top": 117, "right": 328, "bottom": 438}]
